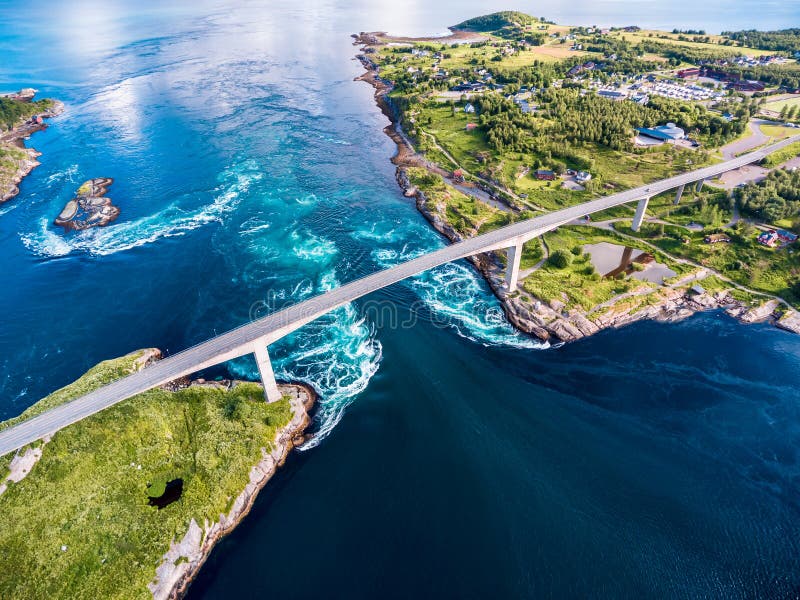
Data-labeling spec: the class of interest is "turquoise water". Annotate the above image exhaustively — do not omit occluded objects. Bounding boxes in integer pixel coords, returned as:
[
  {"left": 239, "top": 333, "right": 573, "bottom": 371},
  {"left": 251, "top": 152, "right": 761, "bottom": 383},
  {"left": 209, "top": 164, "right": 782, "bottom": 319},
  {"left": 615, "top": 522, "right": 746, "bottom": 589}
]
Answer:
[{"left": 1, "top": 1, "right": 800, "bottom": 596}]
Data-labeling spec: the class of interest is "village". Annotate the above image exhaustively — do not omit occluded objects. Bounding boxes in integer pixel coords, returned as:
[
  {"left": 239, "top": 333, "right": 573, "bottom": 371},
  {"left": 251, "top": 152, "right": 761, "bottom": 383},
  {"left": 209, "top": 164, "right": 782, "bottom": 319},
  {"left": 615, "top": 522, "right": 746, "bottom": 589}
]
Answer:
[{"left": 356, "top": 11, "right": 800, "bottom": 336}]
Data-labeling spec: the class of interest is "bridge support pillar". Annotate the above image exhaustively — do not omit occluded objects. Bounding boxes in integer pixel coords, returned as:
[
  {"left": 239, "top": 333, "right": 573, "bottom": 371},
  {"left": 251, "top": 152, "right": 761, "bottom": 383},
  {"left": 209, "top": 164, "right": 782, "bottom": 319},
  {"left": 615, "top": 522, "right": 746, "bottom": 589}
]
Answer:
[
  {"left": 505, "top": 241, "right": 523, "bottom": 293},
  {"left": 695, "top": 178, "right": 705, "bottom": 193},
  {"left": 631, "top": 197, "right": 650, "bottom": 232},
  {"left": 253, "top": 342, "right": 282, "bottom": 403},
  {"left": 674, "top": 183, "right": 685, "bottom": 205}
]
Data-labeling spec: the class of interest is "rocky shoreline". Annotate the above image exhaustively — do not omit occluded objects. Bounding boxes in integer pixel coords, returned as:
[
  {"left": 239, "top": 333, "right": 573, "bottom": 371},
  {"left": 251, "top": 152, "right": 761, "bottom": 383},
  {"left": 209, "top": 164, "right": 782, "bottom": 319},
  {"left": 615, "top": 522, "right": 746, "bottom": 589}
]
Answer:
[
  {"left": 149, "top": 379, "right": 316, "bottom": 600},
  {"left": 354, "top": 40, "right": 800, "bottom": 343},
  {"left": 0, "top": 94, "right": 64, "bottom": 204}
]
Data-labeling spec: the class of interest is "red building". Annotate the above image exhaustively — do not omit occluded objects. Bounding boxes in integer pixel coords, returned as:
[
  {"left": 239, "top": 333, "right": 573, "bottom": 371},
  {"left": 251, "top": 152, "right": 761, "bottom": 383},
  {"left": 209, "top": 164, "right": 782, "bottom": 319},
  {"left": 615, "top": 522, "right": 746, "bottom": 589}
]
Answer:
[
  {"left": 534, "top": 169, "right": 556, "bottom": 181},
  {"left": 677, "top": 67, "right": 700, "bottom": 79}
]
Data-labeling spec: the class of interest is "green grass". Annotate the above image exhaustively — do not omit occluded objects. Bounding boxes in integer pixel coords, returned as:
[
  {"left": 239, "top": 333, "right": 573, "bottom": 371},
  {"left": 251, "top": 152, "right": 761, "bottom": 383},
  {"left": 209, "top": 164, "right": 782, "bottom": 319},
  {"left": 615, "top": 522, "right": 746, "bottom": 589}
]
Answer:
[
  {"left": 613, "top": 222, "right": 800, "bottom": 307},
  {"left": 764, "top": 96, "right": 800, "bottom": 114},
  {"left": 759, "top": 123, "right": 798, "bottom": 140},
  {"left": 0, "top": 351, "right": 294, "bottom": 599},
  {"left": 761, "top": 141, "right": 800, "bottom": 167},
  {"left": 518, "top": 225, "right": 686, "bottom": 311},
  {"left": 406, "top": 167, "right": 511, "bottom": 235}
]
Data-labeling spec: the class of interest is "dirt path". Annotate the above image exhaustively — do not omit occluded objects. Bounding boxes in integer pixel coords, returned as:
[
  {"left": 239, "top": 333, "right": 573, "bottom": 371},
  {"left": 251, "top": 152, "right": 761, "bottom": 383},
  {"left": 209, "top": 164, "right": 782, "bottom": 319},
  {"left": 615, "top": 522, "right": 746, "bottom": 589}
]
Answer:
[{"left": 519, "top": 237, "right": 550, "bottom": 279}]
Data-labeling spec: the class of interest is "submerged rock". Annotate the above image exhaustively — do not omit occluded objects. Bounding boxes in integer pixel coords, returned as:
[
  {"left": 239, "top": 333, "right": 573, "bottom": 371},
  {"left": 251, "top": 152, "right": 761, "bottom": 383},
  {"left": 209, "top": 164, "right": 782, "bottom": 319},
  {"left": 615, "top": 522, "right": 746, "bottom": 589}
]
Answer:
[{"left": 54, "top": 178, "right": 120, "bottom": 231}]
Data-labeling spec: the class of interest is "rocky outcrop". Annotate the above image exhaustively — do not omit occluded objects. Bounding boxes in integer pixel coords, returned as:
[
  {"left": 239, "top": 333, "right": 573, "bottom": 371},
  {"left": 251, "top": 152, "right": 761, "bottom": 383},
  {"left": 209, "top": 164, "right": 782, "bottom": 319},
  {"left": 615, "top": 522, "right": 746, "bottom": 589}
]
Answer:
[
  {"left": 149, "top": 382, "right": 316, "bottom": 600},
  {"left": 54, "top": 178, "right": 121, "bottom": 231},
  {"left": 777, "top": 310, "right": 800, "bottom": 335}
]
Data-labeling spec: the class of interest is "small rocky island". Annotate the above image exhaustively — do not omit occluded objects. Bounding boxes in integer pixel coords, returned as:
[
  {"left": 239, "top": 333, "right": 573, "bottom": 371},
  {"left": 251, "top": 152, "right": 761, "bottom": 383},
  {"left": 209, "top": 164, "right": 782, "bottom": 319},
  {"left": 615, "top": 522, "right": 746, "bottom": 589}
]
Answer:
[{"left": 54, "top": 178, "right": 120, "bottom": 231}]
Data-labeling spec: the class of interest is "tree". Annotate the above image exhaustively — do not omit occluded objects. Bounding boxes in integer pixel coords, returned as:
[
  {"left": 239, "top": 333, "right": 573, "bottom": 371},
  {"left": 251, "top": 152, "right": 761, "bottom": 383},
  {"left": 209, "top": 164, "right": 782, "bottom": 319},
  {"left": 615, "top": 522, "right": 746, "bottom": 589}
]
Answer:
[{"left": 549, "top": 249, "right": 572, "bottom": 269}]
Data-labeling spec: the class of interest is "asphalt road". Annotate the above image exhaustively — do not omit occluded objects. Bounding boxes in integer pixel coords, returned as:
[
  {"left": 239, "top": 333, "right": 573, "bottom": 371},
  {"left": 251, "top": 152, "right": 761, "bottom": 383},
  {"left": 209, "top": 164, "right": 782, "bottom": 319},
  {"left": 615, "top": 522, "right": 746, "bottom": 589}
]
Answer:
[{"left": 1, "top": 135, "right": 797, "bottom": 457}]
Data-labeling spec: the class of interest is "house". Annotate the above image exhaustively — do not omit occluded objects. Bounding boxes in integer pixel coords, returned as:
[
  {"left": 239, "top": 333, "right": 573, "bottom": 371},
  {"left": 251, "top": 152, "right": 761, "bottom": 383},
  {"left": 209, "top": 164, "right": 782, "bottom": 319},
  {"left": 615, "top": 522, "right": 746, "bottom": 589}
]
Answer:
[
  {"left": 464, "top": 103, "right": 475, "bottom": 114},
  {"left": 534, "top": 169, "right": 556, "bottom": 181},
  {"left": 777, "top": 229, "right": 798, "bottom": 243},
  {"left": 704, "top": 233, "right": 731, "bottom": 244},
  {"left": 576, "top": 171, "right": 592, "bottom": 183},
  {"left": 597, "top": 90, "right": 626, "bottom": 101},
  {"left": 732, "top": 80, "right": 765, "bottom": 92},
  {"left": 690, "top": 284, "right": 706, "bottom": 295},
  {"left": 636, "top": 122, "right": 686, "bottom": 141},
  {"left": 758, "top": 230, "right": 780, "bottom": 247},
  {"left": 677, "top": 67, "right": 701, "bottom": 79},
  {"left": 465, "top": 123, "right": 478, "bottom": 131}
]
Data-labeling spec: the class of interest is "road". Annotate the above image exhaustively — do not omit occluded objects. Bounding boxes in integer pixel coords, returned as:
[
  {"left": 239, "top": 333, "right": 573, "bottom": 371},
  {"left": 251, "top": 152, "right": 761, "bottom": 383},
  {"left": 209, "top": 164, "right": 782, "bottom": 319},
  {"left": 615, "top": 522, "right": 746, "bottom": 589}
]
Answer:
[{"left": 0, "top": 135, "right": 798, "bottom": 457}]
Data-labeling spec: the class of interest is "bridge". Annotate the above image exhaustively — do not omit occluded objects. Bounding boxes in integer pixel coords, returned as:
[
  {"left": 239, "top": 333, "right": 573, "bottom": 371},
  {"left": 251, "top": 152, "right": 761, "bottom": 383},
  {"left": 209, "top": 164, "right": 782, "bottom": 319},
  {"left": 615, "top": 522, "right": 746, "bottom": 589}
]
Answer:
[{"left": 0, "top": 135, "right": 798, "bottom": 457}]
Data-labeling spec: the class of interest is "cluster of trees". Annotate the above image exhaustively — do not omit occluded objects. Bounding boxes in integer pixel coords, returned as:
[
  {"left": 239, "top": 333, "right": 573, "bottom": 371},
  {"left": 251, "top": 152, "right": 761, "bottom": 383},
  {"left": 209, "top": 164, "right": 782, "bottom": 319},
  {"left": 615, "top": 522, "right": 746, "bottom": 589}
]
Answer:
[
  {"left": 671, "top": 29, "right": 707, "bottom": 36},
  {"left": 474, "top": 95, "right": 536, "bottom": 152},
  {"left": 736, "top": 168, "right": 800, "bottom": 222},
  {"left": 538, "top": 88, "right": 658, "bottom": 150},
  {"left": 0, "top": 97, "right": 50, "bottom": 131},
  {"left": 780, "top": 103, "right": 800, "bottom": 120},
  {"left": 722, "top": 29, "right": 800, "bottom": 53},
  {"left": 454, "top": 11, "right": 536, "bottom": 33},
  {"left": 469, "top": 85, "right": 747, "bottom": 154},
  {"left": 574, "top": 38, "right": 663, "bottom": 75},
  {"left": 645, "top": 95, "right": 749, "bottom": 144},
  {"left": 638, "top": 40, "right": 739, "bottom": 65}
]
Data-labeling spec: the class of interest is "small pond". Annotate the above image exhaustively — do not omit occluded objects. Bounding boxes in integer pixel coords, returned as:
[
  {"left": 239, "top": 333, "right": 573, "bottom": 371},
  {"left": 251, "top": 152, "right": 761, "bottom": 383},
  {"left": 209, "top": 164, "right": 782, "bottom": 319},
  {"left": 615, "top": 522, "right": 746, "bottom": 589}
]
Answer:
[{"left": 583, "top": 242, "right": 677, "bottom": 284}]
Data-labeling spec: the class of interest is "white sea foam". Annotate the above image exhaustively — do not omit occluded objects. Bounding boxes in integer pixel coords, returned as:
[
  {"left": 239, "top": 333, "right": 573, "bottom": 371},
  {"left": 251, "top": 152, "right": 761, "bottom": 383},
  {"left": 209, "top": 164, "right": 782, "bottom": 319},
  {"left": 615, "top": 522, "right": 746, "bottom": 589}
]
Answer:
[
  {"left": 372, "top": 242, "right": 547, "bottom": 349},
  {"left": 227, "top": 268, "right": 382, "bottom": 449},
  {"left": 21, "top": 160, "right": 261, "bottom": 257},
  {"left": 291, "top": 230, "right": 338, "bottom": 262},
  {"left": 45, "top": 163, "right": 79, "bottom": 185},
  {"left": 0, "top": 202, "right": 19, "bottom": 217}
]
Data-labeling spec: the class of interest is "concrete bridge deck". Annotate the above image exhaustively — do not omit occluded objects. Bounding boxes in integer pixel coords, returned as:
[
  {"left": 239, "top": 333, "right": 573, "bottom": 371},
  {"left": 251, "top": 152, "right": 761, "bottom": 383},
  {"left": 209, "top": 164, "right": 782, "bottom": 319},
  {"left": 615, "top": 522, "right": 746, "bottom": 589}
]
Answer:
[{"left": 0, "top": 135, "right": 797, "bottom": 457}]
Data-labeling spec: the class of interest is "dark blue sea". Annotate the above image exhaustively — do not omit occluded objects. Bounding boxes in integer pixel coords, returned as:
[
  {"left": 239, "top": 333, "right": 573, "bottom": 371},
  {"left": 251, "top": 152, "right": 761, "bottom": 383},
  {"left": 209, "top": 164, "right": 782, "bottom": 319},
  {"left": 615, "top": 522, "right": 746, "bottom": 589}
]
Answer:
[{"left": 2, "top": 1, "right": 800, "bottom": 597}]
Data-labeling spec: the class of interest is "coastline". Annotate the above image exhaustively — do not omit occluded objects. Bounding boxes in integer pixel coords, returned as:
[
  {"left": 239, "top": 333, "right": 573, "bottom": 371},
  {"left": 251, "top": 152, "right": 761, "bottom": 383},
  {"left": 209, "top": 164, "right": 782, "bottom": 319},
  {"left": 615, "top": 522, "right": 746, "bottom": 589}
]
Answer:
[
  {"left": 353, "top": 37, "right": 800, "bottom": 342},
  {"left": 153, "top": 380, "right": 316, "bottom": 600},
  {"left": 0, "top": 98, "right": 64, "bottom": 204}
]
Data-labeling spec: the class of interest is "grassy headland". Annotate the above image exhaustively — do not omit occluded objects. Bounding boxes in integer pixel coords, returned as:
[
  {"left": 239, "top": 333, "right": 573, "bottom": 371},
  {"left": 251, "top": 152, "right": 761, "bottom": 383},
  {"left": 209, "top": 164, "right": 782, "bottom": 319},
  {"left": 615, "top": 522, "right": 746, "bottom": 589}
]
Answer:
[{"left": 0, "top": 349, "right": 304, "bottom": 599}]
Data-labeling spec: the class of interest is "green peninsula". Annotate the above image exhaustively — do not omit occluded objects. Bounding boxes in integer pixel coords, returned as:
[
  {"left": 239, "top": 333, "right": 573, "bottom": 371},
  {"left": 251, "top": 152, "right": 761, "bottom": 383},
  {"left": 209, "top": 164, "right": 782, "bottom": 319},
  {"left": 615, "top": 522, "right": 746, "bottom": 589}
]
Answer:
[{"left": 0, "top": 349, "right": 313, "bottom": 599}]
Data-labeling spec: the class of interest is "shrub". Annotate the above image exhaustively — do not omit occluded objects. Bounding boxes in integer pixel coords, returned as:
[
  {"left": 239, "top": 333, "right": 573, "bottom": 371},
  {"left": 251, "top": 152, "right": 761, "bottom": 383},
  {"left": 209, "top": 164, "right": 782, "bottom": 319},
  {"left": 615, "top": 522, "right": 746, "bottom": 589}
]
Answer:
[{"left": 549, "top": 249, "right": 572, "bottom": 269}]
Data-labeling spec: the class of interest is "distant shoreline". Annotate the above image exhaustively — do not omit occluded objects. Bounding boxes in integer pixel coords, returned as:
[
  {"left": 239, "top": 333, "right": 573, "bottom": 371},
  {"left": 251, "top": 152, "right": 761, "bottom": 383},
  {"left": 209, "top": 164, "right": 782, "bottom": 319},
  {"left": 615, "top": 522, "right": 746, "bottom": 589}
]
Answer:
[{"left": 0, "top": 93, "right": 64, "bottom": 204}]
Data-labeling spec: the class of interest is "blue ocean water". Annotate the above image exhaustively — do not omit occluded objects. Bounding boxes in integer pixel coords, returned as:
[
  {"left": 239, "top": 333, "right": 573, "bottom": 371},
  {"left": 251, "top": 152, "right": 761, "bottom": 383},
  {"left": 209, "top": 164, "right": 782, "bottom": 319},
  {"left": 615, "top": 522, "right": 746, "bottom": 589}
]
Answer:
[{"left": 1, "top": 1, "right": 800, "bottom": 596}]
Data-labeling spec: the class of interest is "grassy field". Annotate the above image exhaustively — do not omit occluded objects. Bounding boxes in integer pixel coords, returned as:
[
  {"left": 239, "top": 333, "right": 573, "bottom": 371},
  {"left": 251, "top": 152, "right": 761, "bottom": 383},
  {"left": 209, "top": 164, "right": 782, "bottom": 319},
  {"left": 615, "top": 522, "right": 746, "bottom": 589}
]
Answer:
[
  {"left": 760, "top": 123, "right": 799, "bottom": 140},
  {"left": 0, "top": 350, "right": 294, "bottom": 599},
  {"left": 613, "top": 222, "right": 800, "bottom": 307},
  {"left": 519, "top": 225, "right": 689, "bottom": 311},
  {"left": 761, "top": 141, "right": 800, "bottom": 167},
  {"left": 406, "top": 167, "right": 512, "bottom": 235},
  {"left": 414, "top": 101, "right": 712, "bottom": 212},
  {"left": 764, "top": 96, "right": 800, "bottom": 114},
  {"left": 608, "top": 30, "right": 773, "bottom": 57}
]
